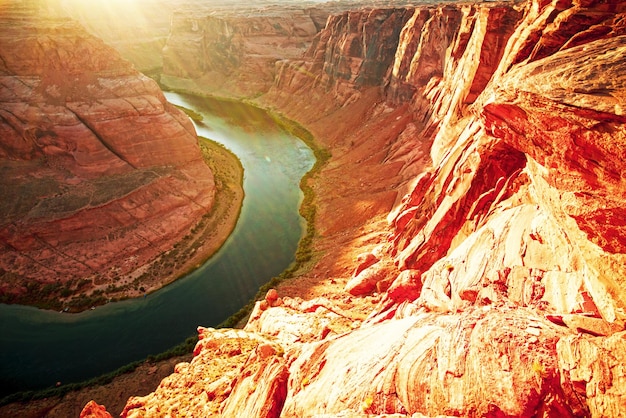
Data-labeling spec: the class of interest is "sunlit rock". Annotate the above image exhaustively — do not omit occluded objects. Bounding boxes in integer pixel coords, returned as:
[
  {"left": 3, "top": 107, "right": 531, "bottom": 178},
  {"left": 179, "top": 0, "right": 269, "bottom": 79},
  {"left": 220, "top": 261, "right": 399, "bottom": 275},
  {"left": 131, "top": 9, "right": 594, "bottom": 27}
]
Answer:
[
  {"left": 80, "top": 401, "right": 113, "bottom": 418},
  {"left": 84, "top": 0, "right": 626, "bottom": 416},
  {"left": 161, "top": 4, "right": 324, "bottom": 98}
]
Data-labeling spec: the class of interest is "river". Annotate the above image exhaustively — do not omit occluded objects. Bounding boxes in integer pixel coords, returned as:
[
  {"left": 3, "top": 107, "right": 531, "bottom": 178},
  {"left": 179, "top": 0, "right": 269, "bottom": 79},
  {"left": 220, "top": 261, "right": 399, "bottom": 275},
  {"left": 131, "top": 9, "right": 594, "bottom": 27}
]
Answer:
[{"left": 0, "top": 92, "right": 315, "bottom": 396}]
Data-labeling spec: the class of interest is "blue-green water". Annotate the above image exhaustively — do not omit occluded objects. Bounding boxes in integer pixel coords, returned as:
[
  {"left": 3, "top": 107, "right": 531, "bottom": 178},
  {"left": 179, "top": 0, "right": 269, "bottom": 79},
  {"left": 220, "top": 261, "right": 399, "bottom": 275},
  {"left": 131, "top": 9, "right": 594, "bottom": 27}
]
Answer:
[{"left": 0, "top": 92, "right": 315, "bottom": 396}]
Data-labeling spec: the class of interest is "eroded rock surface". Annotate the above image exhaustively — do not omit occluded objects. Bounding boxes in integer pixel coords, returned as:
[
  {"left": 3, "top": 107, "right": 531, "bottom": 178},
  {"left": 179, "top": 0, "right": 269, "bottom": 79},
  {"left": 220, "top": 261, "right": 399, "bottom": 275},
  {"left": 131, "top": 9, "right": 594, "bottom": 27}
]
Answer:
[
  {"left": 80, "top": 400, "right": 112, "bottom": 418},
  {"left": 0, "top": 5, "right": 215, "bottom": 310},
  {"left": 85, "top": 0, "right": 626, "bottom": 416}
]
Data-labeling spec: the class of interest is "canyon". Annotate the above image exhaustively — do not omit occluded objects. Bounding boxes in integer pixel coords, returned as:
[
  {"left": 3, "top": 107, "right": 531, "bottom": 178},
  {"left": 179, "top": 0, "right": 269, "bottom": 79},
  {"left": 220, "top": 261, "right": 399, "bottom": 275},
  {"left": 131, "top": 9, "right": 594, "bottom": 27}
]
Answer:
[
  {"left": 0, "top": 0, "right": 624, "bottom": 416},
  {"left": 154, "top": 0, "right": 421, "bottom": 97},
  {"left": 110, "top": 0, "right": 626, "bottom": 416}
]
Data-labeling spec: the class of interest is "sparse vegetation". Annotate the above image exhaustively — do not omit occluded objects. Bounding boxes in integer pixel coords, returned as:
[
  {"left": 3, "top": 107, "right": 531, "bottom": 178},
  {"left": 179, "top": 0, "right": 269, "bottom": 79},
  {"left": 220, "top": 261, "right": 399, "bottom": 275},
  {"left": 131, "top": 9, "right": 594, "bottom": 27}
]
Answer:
[
  {"left": 174, "top": 103, "right": 204, "bottom": 122},
  {"left": 218, "top": 109, "right": 329, "bottom": 329},
  {"left": 129, "top": 136, "right": 244, "bottom": 295},
  {"left": 153, "top": 88, "right": 330, "bottom": 327}
]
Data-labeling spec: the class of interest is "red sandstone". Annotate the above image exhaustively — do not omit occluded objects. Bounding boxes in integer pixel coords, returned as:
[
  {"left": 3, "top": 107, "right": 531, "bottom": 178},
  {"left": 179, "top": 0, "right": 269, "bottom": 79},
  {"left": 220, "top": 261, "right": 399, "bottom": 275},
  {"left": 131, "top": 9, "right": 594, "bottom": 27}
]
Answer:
[
  {"left": 7, "top": 0, "right": 622, "bottom": 416},
  {"left": 114, "top": 0, "right": 626, "bottom": 416}
]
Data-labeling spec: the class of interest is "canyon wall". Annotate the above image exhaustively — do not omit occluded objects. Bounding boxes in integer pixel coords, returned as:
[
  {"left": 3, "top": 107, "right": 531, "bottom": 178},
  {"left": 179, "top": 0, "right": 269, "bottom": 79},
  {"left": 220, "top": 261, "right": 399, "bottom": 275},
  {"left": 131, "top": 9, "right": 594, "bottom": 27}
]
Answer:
[
  {"left": 85, "top": 0, "right": 626, "bottom": 416},
  {"left": 159, "top": 3, "right": 328, "bottom": 98},
  {"left": 0, "top": 4, "right": 216, "bottom": 311},
  {"left": 158, "top": 1, "right": 421, "bottom": 98}
]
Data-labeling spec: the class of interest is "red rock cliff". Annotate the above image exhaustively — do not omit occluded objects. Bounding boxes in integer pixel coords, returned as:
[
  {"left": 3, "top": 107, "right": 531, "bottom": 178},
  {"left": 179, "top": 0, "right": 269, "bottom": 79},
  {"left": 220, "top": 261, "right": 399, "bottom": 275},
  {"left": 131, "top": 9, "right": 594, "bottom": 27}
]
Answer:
[
  {"left": 0, "top": 6, "right": 216, "bottom": 310},
  {"left": 94, "top": 0, "right": 626, "bottom": 416}
]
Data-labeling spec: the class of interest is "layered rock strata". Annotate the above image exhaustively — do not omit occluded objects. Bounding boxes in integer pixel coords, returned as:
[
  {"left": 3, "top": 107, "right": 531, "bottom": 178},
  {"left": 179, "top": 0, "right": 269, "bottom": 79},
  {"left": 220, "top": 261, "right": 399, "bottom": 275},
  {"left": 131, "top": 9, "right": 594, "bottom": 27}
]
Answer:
[
  {"left": 89, "top": 0, "right": 626, "bottom": 416},
  {"left": 0, "top": 7, "right": 216, "bottom": 310},
  {"left": 158, "top": 1, "right": 430, "bottom": 98},
  {"left": 160, "top": 3, "right": 327, "bottom": 98}
]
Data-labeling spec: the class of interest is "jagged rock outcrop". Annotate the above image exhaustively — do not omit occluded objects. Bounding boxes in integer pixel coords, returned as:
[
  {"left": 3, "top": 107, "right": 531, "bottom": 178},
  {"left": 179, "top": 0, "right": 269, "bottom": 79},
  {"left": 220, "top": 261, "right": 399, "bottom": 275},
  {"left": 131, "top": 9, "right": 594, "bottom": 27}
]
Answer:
[
  {"left": 80, "top": 400, "right": 112, "bottom": 418},
  {"left": 120, "top": 328, "right": 274, "bottom": 417},
  {"left": 0, "top": 5, "right": 216, "bottom": 310},
  {"left": 302, "top": 7, "right": 415, "bottom": 105},
  {"left": 88, "top": 0, "right": 626, "bottom": 416}
]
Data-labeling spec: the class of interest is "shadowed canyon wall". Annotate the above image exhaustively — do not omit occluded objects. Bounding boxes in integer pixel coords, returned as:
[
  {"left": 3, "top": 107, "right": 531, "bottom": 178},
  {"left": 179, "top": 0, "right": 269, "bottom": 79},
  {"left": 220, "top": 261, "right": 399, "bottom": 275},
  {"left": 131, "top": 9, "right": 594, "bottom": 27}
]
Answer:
[
  {"left": 0, "top": 4, "right": 216, "bottom": 310},
  {"left": 106, "top": 0, "right": 626, "bottom": 417}
]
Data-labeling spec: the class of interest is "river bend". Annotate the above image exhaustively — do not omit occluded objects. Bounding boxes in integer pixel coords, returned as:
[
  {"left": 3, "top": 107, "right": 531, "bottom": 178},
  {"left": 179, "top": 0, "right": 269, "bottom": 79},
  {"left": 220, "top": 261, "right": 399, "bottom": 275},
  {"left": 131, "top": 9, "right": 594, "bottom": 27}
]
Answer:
[{"left": 0, "top": 92, "right": 315, "bottom": 395}]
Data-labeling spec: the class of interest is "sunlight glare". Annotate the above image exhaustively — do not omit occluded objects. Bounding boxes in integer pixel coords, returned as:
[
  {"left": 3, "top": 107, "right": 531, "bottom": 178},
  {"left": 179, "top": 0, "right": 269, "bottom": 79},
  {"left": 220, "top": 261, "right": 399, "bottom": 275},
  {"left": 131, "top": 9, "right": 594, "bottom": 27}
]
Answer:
[{"left": 54, "top": 0, "right": 152, "bottom": 30}]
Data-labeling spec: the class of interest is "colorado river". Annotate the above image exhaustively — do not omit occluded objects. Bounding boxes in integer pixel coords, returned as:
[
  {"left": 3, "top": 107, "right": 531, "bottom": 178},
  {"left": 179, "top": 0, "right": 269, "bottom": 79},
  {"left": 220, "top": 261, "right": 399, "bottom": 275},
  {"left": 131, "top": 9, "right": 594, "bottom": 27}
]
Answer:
[{"left": 0, "top": 92, "right": 315, "bottom": 396}]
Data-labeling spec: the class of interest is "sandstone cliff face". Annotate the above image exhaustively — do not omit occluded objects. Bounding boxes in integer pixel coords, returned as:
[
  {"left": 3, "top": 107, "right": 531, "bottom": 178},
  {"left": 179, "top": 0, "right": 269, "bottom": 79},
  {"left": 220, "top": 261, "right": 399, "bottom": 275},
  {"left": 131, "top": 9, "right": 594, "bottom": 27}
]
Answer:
[
  {"left": 0, "top": 7, "right": 215, "bottom": 310},
  {"left": 160, "top": 4, "right": 325, "bottom": 98},
  {"left": 303, "top": 7, "right": 414, "bottom": 105},
  {"left": 96, "top": 0, "right": 626, "bottom": 416},
  {"left": 158, "top": 1, "right": 420, "bottom": 99}
]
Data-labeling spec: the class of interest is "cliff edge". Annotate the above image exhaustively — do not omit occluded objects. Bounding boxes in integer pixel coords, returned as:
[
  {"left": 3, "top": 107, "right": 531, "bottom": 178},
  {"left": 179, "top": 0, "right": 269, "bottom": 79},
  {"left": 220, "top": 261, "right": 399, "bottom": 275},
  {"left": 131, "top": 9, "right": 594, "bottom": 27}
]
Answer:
[{"left": 83, "top": 0, "right": 626, "bottom": 416}]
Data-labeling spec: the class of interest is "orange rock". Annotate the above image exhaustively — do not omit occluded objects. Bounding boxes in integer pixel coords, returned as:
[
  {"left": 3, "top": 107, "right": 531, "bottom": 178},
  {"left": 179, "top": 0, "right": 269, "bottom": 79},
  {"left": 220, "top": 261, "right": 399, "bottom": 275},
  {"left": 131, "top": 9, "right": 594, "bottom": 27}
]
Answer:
[
  {"left": 116, "top": 1, "right": 626, "bottom": 417},
  {"left": 352, "top": 252, "right": 379, "bottom": 276},
  {"left": 80, "top": 400, "right": 112, "bottom": 418},
  {"left": 162, "top": 6, "right": 323, "bottom": 98},
  {"left": 386, "top": 269, "right": 423, "bottom": 304},
  {"left": 265, "top": 288, "right": 279, "bottom": 305}
]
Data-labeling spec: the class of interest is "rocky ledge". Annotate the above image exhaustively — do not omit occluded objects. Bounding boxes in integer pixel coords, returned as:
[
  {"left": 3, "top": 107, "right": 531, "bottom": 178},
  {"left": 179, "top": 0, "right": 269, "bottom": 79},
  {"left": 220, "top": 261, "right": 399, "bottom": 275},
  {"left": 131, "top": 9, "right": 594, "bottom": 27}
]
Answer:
[
  {"left": 0, "top": 5, "right": 218, "bottom": 311},
  {"left": 72, "top": 0, "right": 626, "bottom": 416}
]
